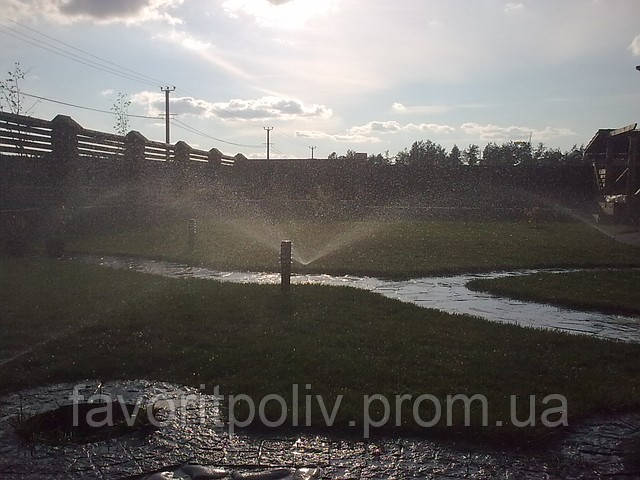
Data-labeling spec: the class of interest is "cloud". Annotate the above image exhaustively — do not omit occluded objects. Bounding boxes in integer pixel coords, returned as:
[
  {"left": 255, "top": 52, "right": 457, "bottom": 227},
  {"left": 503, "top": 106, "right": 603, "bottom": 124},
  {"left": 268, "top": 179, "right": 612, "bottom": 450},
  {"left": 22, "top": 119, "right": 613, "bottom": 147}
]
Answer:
[
  {"left": 295, "top": 130, "right": 379, "bottom": 144},
  {"left": 295, "top": 120, "right": 455, "bottom": 144},
  {"left": 392, "top": 102, "right": 451, "bottom": 115},
  {"left": 222, "top": 0, "right": 339, "bottom": 29},
  {"left": 4, "top": 0, "right": 183, "bottom": 24},
  {"left": 504, "top": 2, "right": 524, "bottom": 13},
  {"left": 349, "top": 121, "right": 455, "bottom": 136},
  {"left": 460, "top": 122, "right": 576, "bottom": 141},
  {"left": 630, "top": 34, "right": 640, "bottom": 56},
  {"left": 132, "top": 91, "right": 332, "bottom": 121},
  {"left": 392, "top": 102, "right": 489, "bottom": 115},
  {"left": 210, "top": 97, "right": 332, "bottom": 120},
  {"left": 154, "top": 30, "right": 212, "bottom": 52},
  {"left": 100, "top": 89, "right": 115, "bottom": 96},
  {"left": 152, "top": 29, "right": 253, "bottom": 80}
]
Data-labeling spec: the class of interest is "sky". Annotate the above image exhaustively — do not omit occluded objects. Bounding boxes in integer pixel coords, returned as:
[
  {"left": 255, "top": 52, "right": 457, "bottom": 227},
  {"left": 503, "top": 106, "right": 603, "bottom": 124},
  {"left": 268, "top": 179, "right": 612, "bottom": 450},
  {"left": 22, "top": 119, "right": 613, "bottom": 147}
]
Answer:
[{"left": 1, "top": 0, "right": 639, "bottom": 159}]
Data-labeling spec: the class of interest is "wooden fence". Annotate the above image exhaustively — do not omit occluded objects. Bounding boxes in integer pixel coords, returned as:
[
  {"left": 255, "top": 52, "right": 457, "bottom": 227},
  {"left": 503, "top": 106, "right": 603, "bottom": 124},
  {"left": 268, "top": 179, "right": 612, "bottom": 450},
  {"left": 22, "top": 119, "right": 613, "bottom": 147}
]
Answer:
[
  {"left": 0, "top": 111, "right": 247, "bottom": 209},
  {"left": 0, "top": 111, "right": 239, "bottom": 166}
]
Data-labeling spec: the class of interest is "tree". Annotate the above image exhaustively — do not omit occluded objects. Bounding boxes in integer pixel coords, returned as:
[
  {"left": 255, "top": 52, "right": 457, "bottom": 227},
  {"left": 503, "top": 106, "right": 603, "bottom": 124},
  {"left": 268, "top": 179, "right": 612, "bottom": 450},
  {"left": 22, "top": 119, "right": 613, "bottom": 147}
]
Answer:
[
  {"left": 532, "top": 142, "right": 547, "bottom": 164},
  {"left": 481, "top": 142, "right": 500, "bottom": 165},
  {"left": 327, "top": 151, "right": 338, "bottom": 160},
  {"left": 448, "top": 144, "right": 461, "bottom": 165},
  {"left": 0, "top": 62, "right": 26, "bottom": 114},
  {"left": 562, "top": 144, "right": 585, "bottom": 166},
  {"left": 395, "top": 147, "right": 409, "bottom": 166},
  {"left": 463, "top": 144, "right": 480, "bottom": 166},
  {"left": 368, "top": 152, "right": 386, "bottom": 165},
  {"left": 111, "top": 91, "right": 131, "bottom": 135},
  {"left": 344, "top": 149, "right": 358, "bottom": 160},
  {"left": 512, "top": 141, "right": 533, "bottom": 166},
  {"left": 403, "top": 140, "right": 447, "bottom": 167}
]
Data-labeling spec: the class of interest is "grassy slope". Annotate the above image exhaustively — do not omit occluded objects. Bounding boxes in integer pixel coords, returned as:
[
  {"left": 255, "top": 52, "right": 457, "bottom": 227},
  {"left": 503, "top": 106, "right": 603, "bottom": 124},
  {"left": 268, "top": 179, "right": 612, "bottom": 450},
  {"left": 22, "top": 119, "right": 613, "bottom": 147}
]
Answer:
[
  {"left": 467, "top": 270, "right": 640, "bottom": 316},
  {"left": 2, "top": 257, "right": 640, "bottom": 443},
  {"left": 66, "top": 218, "right": 640, "bottom": 278}
]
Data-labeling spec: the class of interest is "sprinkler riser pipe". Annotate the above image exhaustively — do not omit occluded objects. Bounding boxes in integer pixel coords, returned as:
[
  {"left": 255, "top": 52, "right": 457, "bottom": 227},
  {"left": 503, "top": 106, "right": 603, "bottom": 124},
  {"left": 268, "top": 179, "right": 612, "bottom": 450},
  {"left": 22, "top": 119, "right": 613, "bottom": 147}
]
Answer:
[{"left": 280, "top": 240, "right": 292, "bottom": 292}]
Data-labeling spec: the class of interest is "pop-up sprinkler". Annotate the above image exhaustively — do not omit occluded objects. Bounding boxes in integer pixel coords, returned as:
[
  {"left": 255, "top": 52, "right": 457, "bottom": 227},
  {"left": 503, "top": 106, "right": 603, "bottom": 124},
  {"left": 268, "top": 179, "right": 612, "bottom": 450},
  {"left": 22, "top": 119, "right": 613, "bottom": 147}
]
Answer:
[{"left": 280, "top": 240, "right": 292, "bottom": 292}]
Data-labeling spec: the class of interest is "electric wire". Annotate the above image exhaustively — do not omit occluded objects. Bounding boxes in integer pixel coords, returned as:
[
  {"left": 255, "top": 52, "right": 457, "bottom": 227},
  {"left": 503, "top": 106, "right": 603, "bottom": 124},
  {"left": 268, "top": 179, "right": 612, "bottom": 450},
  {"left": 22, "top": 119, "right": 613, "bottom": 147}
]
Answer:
[
  {"left": 0, "top": 25, "right": 159, "bottom": 87},
  {"left": 7, "top": 19, "right": 167, "bottom": 86},
  {"left": 18, "top": 91, "right": 163, "bottom": 119},
  {"left": 172, "top": 118, "right": 262, "bottom": 149}
]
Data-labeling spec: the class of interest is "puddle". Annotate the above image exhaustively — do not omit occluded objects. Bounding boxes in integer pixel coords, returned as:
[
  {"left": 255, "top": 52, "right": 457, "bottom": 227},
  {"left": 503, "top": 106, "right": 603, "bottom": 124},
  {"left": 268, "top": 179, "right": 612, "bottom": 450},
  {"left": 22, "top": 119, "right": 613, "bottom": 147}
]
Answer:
[
  {"left": 76, "top": 255, "right": 640, "bottom": 343},
  {"left": 1, "top": 381, "right": 638, "bottom": 479}
]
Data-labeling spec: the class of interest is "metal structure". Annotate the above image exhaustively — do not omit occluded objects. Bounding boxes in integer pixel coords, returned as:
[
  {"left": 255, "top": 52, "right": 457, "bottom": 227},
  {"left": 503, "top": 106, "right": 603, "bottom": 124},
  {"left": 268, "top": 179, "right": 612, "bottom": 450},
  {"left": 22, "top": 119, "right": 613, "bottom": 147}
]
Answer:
[
  {"left": 280, "top": 240, "right": 292, "bottom": 292},
  {"left": 263, "top": 126, "right": 273, "bottom": 160},
  {"left": 584, "top": 123, "right": 640, "bottom": 223}
]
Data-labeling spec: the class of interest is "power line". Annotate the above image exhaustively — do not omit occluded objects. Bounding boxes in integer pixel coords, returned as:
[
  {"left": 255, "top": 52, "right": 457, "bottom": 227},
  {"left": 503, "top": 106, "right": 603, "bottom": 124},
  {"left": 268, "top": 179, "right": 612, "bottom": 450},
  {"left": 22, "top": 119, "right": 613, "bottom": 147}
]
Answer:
[
  {"left": 172, "top": 118, "right": 262, "bottom": 149},
  {"left": 18, "top": 91, "right": 163, "bottom": 119},
  {"left": 271, "top": 145, "right": 286, "bottom": 156},
  {"left": 0, "top": 24, "right": 158, "bottom": 87},
  {"left": 11, "top": 90, "right": 266, "bottom": 149},
  {"left": 7, "top": 19, "right": 167, "bottom": 86},
  {"left": 7, "top": 89, "right": 262, "bottom": 149}
]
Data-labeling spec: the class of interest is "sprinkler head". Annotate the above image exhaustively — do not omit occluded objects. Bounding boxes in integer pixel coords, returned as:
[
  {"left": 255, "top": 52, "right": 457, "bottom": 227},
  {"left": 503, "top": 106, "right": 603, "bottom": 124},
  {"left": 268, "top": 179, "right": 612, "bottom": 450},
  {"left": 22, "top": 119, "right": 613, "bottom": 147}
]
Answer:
[{"left": 280, "top": 240, "right": 292, "bottom": 292}]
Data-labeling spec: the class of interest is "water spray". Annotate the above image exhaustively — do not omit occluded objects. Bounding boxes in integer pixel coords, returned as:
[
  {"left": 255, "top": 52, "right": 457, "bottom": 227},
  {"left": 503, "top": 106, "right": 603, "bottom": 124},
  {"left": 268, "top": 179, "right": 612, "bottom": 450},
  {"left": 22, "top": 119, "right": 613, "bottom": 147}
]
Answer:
[
  {"left": 188, "top": 218, "right": 197, "bottom": 251},
  {"left": 280, "top": 240, "right": 292, "bottom": 292}
]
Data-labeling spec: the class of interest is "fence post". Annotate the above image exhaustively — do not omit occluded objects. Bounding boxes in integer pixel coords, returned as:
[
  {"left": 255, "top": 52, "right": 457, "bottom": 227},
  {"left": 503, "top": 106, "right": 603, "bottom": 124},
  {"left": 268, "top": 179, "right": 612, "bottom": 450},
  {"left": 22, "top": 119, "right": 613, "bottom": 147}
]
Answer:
[
  {"left": 124, "top": 131, "right": 146, "bottom": 179},
  {"left": 208, "top": 148, "right": 222, "bottom": 169},
  {"left": 50, "top": 114, "right": 82, "bottom": 201},
  {"left": 174, "top": 140, "right": 190, "bottom": 164},
  {"left": 48, "top": 115, "right": 81, "bottom": 256},
  {"left": 174, "top": 140, "right": 190, "bottom": 191},
  {"left": 124, "top": 131, "right": 147, "bottom": 207}
]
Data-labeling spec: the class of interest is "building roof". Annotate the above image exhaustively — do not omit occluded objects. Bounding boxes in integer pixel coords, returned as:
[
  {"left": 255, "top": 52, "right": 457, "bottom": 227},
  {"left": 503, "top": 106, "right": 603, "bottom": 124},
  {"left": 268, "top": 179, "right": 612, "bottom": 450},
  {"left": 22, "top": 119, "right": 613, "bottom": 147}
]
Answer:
[{"left": 584, "top": 123, "right": 638, "bottom": 157}]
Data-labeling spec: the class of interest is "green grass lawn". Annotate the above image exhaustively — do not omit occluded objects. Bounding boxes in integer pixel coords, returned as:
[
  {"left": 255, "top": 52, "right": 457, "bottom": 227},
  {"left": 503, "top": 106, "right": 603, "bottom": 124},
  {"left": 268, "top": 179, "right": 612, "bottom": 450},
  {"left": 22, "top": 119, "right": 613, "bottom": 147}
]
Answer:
[
  {"left": 2, "top": 257, "right": 640, "bottom": 445},
  {"left": 467, "top": 270, "right": 640, "bottom": 316},
  {"left": 66, "top": 218, "right": 640, "bottom": 278}
]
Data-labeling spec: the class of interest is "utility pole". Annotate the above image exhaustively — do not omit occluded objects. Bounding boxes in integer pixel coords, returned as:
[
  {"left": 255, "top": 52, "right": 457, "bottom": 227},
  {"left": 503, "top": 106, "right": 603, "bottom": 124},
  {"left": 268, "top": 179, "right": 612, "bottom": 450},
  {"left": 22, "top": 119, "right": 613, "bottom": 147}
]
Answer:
[
  {"left": 308, "top": 146, "right": 317, "bottom": 159},
  {"left": 161, "top": 85, "right": 175, "bottom": 160},
  {"left": 264, "top": 126, "right": 273, "bottom": 160}
]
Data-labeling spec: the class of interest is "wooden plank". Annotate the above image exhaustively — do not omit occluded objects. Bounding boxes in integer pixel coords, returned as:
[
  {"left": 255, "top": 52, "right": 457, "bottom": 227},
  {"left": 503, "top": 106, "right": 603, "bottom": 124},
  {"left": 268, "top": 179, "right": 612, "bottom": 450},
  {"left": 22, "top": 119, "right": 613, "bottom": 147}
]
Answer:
[
  {"left": 0, "top": 111, "right": 52, "bottom": 128},
  {"left": 79, "top": 153, "right": 124, "bottom": 160},
  {"left": 0, "top": 122, "right": 52, "bottom": 136},
  {"left": 78, "top": 142, "right": 124, "bottom": 152},
  {"left": 0, "top": 145, "right": 50, "bottom": 155},
  {"left": 0, "top": 131, "right": 52, "bottom": 144},
  {"left": 144, "top": 154, "right": 170, "bottom": 161},
  {"left": 77, "top": 135, "right": 125, "bottom": 147},
  {"left": 611, "top": 123, "right": 637, "bottom": 136},
  {"left": 0, "top": 138, "right": 52, "bottom": 151},
  {"left": 78, "top": 146, "right": 124, "bottom": 156},
  {"left": 145, "top": 139, "right": 173, "bottom": 149},
  {"left": 145, "top": 145, "right": 174, "bottom": 153},
  {"left": 80, "top": 128, "right": 124, "bottom": 142},
  {"left": 144, "top": 156, "right": 168, "bottom": 162}
]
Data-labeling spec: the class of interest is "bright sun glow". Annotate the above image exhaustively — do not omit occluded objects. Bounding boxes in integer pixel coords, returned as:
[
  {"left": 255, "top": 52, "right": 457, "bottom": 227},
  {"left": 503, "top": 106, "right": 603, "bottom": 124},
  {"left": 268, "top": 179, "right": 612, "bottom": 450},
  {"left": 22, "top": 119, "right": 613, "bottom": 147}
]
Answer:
[{"left": 222, "top": 0, "right": 339, "bottom": 29}]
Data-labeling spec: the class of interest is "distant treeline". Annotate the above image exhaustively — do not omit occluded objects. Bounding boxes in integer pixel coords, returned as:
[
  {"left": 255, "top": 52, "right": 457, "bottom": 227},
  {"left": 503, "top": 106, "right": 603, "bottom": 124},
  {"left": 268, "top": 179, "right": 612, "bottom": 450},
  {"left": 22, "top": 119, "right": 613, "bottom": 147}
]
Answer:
[{"left": 328, "top": 140, "right": 585, "bottom": 168}]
